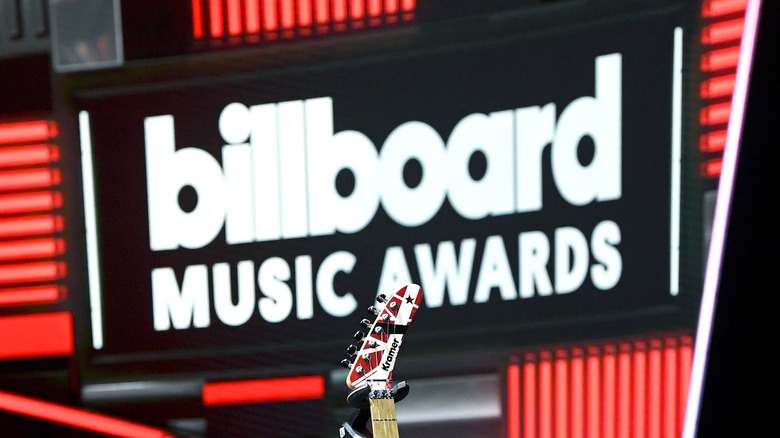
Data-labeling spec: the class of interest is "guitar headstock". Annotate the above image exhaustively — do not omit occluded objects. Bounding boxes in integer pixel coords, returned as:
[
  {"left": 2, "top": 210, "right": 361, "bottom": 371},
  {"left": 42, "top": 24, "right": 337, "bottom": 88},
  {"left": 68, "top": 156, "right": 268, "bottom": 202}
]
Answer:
[{"left": 341, "top": 284, "right": 423, "bottom": 389}]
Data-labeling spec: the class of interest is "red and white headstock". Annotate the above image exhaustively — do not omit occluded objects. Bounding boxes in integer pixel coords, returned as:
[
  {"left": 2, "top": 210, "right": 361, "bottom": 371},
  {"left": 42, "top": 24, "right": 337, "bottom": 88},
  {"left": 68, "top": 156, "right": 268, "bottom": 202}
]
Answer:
[{"left": 342, "top": 284, "right": 423, "bottom": 389}]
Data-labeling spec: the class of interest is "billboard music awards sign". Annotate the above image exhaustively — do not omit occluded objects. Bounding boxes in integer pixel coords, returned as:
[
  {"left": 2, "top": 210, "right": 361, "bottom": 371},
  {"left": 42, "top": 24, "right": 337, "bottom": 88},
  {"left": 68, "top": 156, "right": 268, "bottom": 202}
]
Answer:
[{"left": 75, "top": 12, "right": 689, "bottom": 371}]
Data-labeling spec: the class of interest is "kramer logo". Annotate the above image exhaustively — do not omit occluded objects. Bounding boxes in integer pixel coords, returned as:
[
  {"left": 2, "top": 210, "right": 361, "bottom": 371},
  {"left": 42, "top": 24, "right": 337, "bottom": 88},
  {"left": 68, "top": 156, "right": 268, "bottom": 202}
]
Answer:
[{"left": 382, "top": 338, "right": 401, "bottom": 372}]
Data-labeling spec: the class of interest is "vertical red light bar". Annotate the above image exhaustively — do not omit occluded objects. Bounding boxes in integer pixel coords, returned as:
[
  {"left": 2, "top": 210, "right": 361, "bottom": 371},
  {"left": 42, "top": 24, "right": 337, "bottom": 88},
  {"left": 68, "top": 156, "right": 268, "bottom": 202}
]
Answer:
[
  {"left": 385, "top": 0, "right": 399, "bottom": 14},
  {"left": 633, "top": 342, "right": 647, "bottom": 438},
  {"left": 333, "top": 0, "right": 347, "bottom": 21},
  {"left": 349, "top": 0, "right": 365, "bottom": 18},
  {"left": 663, "top": 339, "right": 678, "bottom": 438},
  {"left": 401, "top": 0, "right": 414, "bottom": 12},
  {"left": 209, "top": 0, "right": 225, "bottom": 37},
  {"left": 315, "top": 0, "right": 330, "bottom": 23},
  {"left": 192, "top": 0, "right": 204, "bottom": 38},
  {"left": 586, "top": 347, "right": 600, "bottom": 438},
  {"left": 280, "top": 0, "right": 295, "bottom": 29},
  {"left": 617, "top": 344, "right": 631, "bottom": 438},
  {"left": 298, "top": 0, "right": 313, "bottom": 27},
  {"left": 507, "top": 362, "right": 521, "bottom": 438},
  {"left": 227, "top": 0, "right": 243, "bottom": 35},
  {"left": 554, "top": 350, "right": 568, "bottom": 438},
  {"left": 648, "top": 341, "right": 663, "bottom": 438},
  {"left": 602, "top": 345, "right": 616, "bottom": 438},
  {"left": 679, "top": 337, "right": 693, "bottom": 436},
  {"left": 539, "top": 352, "right": 553, "bottom": 438},
  {"left": 368, "top": 0, "right": 382, "bottom": 16},
  {"left": 245, "top": 0, "right": 261, "bottom": 32},
  {"left": 264, "top": 0, "right": 278, "bottom": 31},
  {"left": 524, "top": 355, "right": 537, "bottom": 438},
  {"left": 570, "top": 349, "right": 585, "bottom": 438}
]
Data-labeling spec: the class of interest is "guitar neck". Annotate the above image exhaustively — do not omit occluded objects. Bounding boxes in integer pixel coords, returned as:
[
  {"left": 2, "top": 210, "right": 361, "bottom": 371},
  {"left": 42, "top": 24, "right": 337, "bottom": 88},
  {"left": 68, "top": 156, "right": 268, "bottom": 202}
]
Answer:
[
  {"left": 342, "top": 285, "right": 423, "bottom": 438},
  {"left": 369, "top": 396, "right": 400, "bottom": 438}
]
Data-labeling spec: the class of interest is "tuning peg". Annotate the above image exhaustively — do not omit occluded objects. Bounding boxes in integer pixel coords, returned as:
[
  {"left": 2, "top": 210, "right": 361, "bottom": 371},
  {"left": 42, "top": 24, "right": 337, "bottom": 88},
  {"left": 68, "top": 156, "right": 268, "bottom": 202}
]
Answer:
[
  {"left": 353, "top": 331, "right": 365, "bottom": 342},
  {"left": 359, "top": 318, "right": 372, "bottom": 328},
  {"left": 367, "top": 306, "right": 378, "bottom": 315},
  {"left": 340, "top": 358, "right": 352, "bottom": 368},
  {"left": 347, "top": 344, "right": 357, "bottom": 355},
  {"left": 376, "top": 294, "right": 387, "bottom": 303}
]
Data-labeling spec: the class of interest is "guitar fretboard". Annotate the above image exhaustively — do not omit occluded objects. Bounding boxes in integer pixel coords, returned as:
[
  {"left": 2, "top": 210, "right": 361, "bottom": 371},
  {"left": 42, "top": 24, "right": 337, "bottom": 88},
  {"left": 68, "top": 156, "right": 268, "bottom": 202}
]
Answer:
[{"left": 369, "top": 397, "right": 400, "bottom": 438}]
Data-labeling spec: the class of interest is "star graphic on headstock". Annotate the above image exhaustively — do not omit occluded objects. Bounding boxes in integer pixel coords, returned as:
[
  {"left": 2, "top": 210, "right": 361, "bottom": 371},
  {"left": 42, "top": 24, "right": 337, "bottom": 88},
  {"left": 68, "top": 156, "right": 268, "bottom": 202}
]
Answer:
[{"left": 405, "top": 295, "right": 414, "bottom": 304}]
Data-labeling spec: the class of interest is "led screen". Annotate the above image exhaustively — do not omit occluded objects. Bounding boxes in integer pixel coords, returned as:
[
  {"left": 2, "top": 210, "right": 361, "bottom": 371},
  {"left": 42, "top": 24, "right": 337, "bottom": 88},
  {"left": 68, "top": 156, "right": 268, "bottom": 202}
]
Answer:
[{"left": 69, "top": 1, "right": 700, "bottom": 381}]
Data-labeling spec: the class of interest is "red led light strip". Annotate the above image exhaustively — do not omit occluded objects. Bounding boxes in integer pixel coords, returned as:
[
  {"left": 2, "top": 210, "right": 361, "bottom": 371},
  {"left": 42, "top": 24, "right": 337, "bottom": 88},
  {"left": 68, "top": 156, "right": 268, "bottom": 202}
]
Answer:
[
  {"left": 702, "top": 0, "right": 747, "bottom": 16},
  {"left": 555, "top": 350, "right": 568, "bottom": 438},
  {"left": 0, "top": 191, "right": 62, "bottom": 214},
  {"left": 570, "top": 350, "right": 584, "bottom": 438},
  {"left": 192, "top": 0, "right": 415, "bottom": 43},
  {"left": 0, "top": 144, "right": 59, "bottom": 167},
  {"left": 601, "top": 346, "right": 616, "bottom": 438},
  {"left": 510, "top": 335, "right": 693, "bottom": 438},
  {"left": 585, "top": 348, "right": 600, "bottom": 438},
  {"left": 0, "top": 238, "right": 64, "bottom": 261},
  {"left": 0, "top": 390, "right": 172, "bottom": 438},
  {"left": 0, "top": 285, "right": 63, "bottom": 307},
  {"left": 0, "top": 312, "right": 73, "bottom": 360},
  {"left": 0, "top": 120, "right": 56, "bottom": 144},
  {"left": 0, "top": 215, "right": 63, "bottom": 238},
  {"left": 702, "top": 17, "right": 745, "bottom": 44},
  {"left": 699, "top": 0, "right": 749, "bottom": 177},
  {"left": 202, "top": 375, "right": 325, "bottom": 406},
  {"left": 523, "top": 354, "right": 536, "bottom": 438},
  {"left": 0, "top": 119, "right": 65, "bottom": 309},
  {"left": 0, "top": 168, "right": 60, "bottom": 191},
  {"left": 507, "top": 362, "right": 521, "bottom": 438}
]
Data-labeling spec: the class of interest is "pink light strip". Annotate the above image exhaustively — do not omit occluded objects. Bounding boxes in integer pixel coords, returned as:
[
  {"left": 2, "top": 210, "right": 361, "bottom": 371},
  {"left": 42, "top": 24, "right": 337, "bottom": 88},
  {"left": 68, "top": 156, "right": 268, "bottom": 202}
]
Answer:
[{"left": 681, "top": 1, "right": 763, "bottom": 436}]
